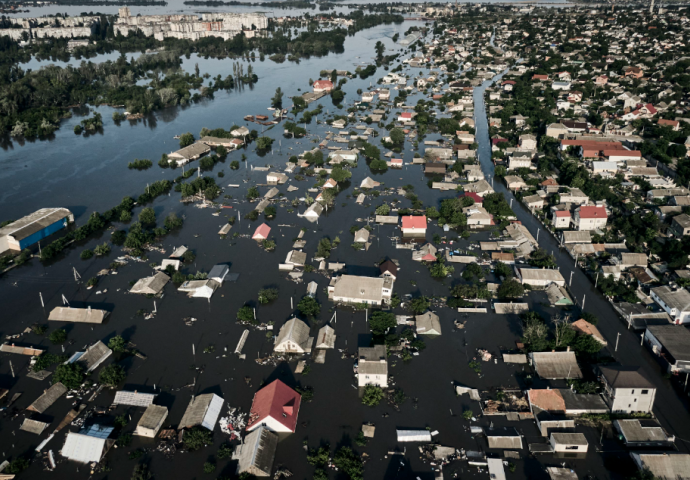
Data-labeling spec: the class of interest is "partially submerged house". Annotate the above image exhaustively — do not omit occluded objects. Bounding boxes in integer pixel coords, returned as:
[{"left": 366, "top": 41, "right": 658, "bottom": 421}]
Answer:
[
  {"left": 598, "top": 365, "right": 656, "bottom": 414},
  {"left": 328, "top": 274, "right": 394, "bottom": 306},
  {"left": 644, "top": 325, "right": 690, "bottom": 374},
  {"left": 66, "top": 340, "right": 112, "bottom": 373},
  {"left": 129, "top": 272, "right": 169, "bottom": 295},
  {"left": 273, "top": 317, "right": 313, "bottom": 354},
  {"left": 246, "top": 380, "right": 301, "bottom": 434},
  {"left": 357, "top": 345, "right": 388, "bottom": 388},
  {"left": 486, "top": 427, "right": 523, "bottom": 449},
  {"left": 630, "top": 452, "right": 690, "bottom": 480},
  {"left": 0, "top": 208, "right": 73, "bottom": 255},
  {"left": 61, "top": 425, "right": 115, "bottom": 463},
  {"left": 302, "top": 202, "right": 324, "bottom": 223},
  {"left": 415, "top": 311, "right": 442, "bottom": 335},
  {"left": 252, "top": 223, "right": 271, "bottom": 241},
  {"left": 27, "top": 382, "right": 68, "bottom": 413},
  {"left": 529, "top": 351, "right": 583, "bottom": 379},
  {"left": 178, "top": 279, "right": 220, "bottom": 300},
  {"left": 614, "top": 419, "right": 675, "bottom": 448},
  {"left": 178, "top": 394, "right": 224, "bottom": 431},
  {"left": 315, "top": 325, "right": 336, "bottom": 349},
  {"left": 134, "top": 405, "right": 168, "bottom": 438},
  {"left": 233, "top": 425, "right": 278, "bottom": 477},
  {"left": 550, "top": 432, "right": 588, "bottom": 453},
  {"left": 48, "top": 306, "right": 109, "bottom": 324}
]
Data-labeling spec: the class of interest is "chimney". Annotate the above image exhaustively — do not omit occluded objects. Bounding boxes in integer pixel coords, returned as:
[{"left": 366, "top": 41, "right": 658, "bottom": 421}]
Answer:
[{"left": 566, "top": 346, "right": 571, "bottom": 352}]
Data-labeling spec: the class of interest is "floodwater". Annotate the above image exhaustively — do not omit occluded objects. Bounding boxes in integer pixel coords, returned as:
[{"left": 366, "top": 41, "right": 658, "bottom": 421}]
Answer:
[{"left": 0, "top": 17, "right": 684, "bottom": 480}]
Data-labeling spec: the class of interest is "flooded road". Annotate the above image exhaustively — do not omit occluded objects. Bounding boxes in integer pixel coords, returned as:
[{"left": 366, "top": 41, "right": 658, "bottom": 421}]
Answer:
[{"left": 474, "top": 70, "right": 690, "bottom": 454}]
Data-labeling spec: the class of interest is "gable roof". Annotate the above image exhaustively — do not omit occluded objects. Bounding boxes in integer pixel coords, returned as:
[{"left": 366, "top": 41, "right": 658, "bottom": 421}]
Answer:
[{"left": 247, "top": 380, "right": 301, "bottom": 432}]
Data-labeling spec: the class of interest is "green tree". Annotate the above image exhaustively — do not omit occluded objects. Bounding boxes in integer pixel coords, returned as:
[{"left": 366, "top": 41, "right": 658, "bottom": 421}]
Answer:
[
  {"left": 237, "top": 305, "right": 256, "bottom": 324},
  {"left": 164, "top": 213, "right": 183, "bottom": 230},
  {"left": 375, "top": 204, "right": 390, "bottom": 215},
  {"left": 497, "top": 279, "right": 524, "bottom": 299},
  {"left": 100, "top": 364, "right": 126, "bottom": 387},
  {"left": 246, "top": 186, "right": 260, "bottom": 200},
  {"left": 138, "top": 207, "right": 156, "bottom": 227},
  {"left": 272, "top": 87, "right": 283, "bottom": 108},
  {"left": 331, "top": 166, "right": 352, "bottom": 183},
  {"left": 179, "top": 132, "right": 195, "bottom": 148},
  {"left": 108, "top": 335, "right": 128, "bottom": 354},
  {"left": 333, "top": 447, "right": 364, "bottom": 480},
  {"left": 408, "top": 296, "right": 430, "bottom": 314},
  {"left": 389, "top": 127, "right": 405, "bottom": 144},
  {"left": 375, "top": 40, "right": 385, "bottom": 61},
  {"left": 49, "top": 329, "right": 67, "bottom": 344},
  {"left": 362, "top": 385, "right": 384, "bottom": 407},
  {"left": 258, "top": 288, "right": 279, "bottom": 304},
  {"left": 256, "top": 136, "right": 274, "bottom": 150},
  {"left": 369, "top": 311, "right": 396, "bottom": 336},
  {"left": 183, "top": 427, "right": 213, "bottom": 451},
  {"left": 298, "top": 296, "right": 320, "bottom": 318},
  {"left": 53, "top": 363, "right": 85, "bottom": 389}
]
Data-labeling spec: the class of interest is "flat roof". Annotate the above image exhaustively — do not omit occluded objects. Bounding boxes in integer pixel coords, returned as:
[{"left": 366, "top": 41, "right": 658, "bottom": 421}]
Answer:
[{"left": 646, "top": 325, "right": 690, "bottom": 362}]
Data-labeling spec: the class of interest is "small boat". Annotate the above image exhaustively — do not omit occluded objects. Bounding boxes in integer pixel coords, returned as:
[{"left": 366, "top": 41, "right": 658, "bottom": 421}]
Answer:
[{"left": 173, "top": 135, "right": 180, "bottom": 139}]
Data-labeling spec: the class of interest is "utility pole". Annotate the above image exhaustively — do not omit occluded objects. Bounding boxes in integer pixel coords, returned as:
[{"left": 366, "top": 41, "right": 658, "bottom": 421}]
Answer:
[
  {"left": 73, "top": 267, "right": 81, "bottom": 282},
  {"left": 582, "top": 294, "right": 586, "bottom": 310},
  {"left": 39, "top": 292, "right": 44, "bottom": 308},
  {"left": 536, "top": 227, "right": 540, "bottom": 242},
  {"left": 569, "top": 271, "right": 574, "bottom": 287},
  {"left": 615, "top": 332, "right": 621, "bottom": 352}
]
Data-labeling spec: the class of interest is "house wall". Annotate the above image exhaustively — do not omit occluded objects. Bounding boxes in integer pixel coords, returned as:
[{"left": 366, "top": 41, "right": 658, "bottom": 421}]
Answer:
[
  {"left": 550, "top": 438, "right": 588, "bottom": 452},
  {"left": 603, "top": 385, "right": 655, "bottom": 414},
  {"left": 248, "top": 415, "right": 293, "bottom": 433},
  {"left": 358, "top": 372, "right": 387, "bottom": 388},
  {"left": 650, "top": 290, "right": 690, "bottom": 324},
  {"left": 574, "top": 216, "right": 607, "bottom": 231}
]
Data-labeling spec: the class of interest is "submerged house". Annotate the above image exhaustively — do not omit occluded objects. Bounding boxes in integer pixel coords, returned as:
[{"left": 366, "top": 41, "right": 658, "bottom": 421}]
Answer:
[
  {"left": 273, "top": 317, "right": 313, "bottom": 354},
  {"left": 178, "top": 394, "right": 224, "bottom": 431},
  {"left": 0, "top": 208, "right": 74, "bottom": 255},
  {"left": 61, "top": 425, "right": 115, "bottom": 464},
  {"left": 328, "top": 274, "right": 394, "bottom": 306},
  {"left": 134, "top": 405, "right": 168, "bottom": 438},
  {"left": 233, "top": 425, "right": 278, "bottom": 477},
  {"left": 246, "top": 380, "right": 301, "bottom": 434},
  {"left": 129, "top": 272, "right": 169, "bottom": 295},
  {"left": 66, "top": 340, "right": 112, "bottom": 373},
  {"left": 357, "top": 345, "right": 388, "bottom": 388}
]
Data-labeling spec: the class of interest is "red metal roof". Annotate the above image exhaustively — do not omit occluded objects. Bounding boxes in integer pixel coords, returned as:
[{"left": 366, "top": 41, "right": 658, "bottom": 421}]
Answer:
[
  {"left": 555, "top": 211, "right": 571, "bottom": 217},
  {"left": 313, "top": 80, "right": 333, "bottom": 89},
  {"left": 402, "top": 215, "right": 427, "bottom": 230},
  {"left": 252, "top": 223, "right": 271, "bottom": 240},
  {"left": 247, "top": 379, "right": 301, "bottom": 432},
  {"left": 460, "top": 192, "right": 483, "bottom": 204},
  {"left": 603, "top": 150, "right": 641, "bottom": 157},
  {"left": 400, "top": 112, "right": 412, "bottom": 119},
  {"left": 528, "top": 389, "right": 565, "bottom": 413},
  {"left": 578, "top": 206, "right": 607, "bottom": 219}
]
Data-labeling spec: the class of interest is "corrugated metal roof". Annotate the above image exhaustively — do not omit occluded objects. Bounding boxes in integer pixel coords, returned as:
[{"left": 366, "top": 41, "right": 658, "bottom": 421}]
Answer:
[
  {"left": 0, "top": 208, "right": 72, "bottom": 242},
  {"left": 397, "top": 430, "right": 432, "bottom": 442},
  {"left": 113, "top": 391, "right": 156, "bottom": 407},
  {"left": 61, "top": 433, "right": 107, "bottom": 463}
]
